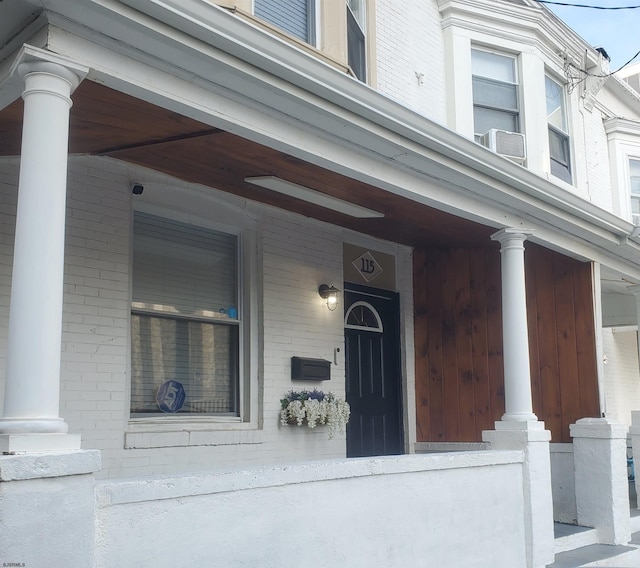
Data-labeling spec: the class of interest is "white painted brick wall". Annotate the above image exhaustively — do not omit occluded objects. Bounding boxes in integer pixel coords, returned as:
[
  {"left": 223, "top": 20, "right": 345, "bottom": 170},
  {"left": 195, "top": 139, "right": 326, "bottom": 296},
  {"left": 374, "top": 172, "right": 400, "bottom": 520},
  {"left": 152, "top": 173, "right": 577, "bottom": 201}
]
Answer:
[
  {"left": 60, "top": 158, "right": 131, "bottom": 455},
  {"left": 582, "top": 108, "right": 614, "bottom": 211},
  {"left": 1, "top": 156, "right": 414, "bottom": 478},
  {"left": 261, "top": 213, "right": 346, "bottom": 461},
  {"left": 373, "top": 2, "right": 617, "bottom": 217},
  {"left": 375, "top": 0, "right": 447, "bottom": 122},
  {"left": 602, "top": 327, "right": 640, "bottom": 426}
]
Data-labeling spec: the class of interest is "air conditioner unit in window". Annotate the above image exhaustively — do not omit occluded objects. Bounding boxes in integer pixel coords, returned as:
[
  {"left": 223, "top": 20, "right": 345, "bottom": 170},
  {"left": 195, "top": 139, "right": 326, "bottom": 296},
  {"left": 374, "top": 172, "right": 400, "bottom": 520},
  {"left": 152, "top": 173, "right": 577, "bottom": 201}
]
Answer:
[
  {"left": 632, "top": 213, "right": 640, "bottom": 226},
  {"left": 481, "top": 129, "right": 526, "bottom": 165}
]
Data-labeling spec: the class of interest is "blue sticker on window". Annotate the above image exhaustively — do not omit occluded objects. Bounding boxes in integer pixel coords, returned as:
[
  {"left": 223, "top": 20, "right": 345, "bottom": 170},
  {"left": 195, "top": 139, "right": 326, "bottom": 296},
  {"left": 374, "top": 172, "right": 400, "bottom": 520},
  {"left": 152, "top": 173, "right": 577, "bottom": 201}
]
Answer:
[{"left": 156, "top": 380, "right": 186, "bottom": 413}]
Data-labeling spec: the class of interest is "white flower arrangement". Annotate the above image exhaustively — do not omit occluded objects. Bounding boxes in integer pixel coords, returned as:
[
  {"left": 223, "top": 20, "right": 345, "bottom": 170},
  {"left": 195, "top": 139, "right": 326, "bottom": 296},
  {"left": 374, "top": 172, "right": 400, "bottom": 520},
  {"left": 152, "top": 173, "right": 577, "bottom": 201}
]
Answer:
[{"left": 280, "top": 389, "right": 350, "bottom": 439}]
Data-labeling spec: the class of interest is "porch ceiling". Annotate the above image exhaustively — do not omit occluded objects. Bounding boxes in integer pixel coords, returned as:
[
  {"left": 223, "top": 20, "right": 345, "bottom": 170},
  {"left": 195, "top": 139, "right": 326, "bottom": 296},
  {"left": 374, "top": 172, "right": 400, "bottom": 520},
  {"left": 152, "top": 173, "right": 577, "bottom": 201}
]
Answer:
[{"left": 0, "top": 80, "right": 496, "bottom": 248}]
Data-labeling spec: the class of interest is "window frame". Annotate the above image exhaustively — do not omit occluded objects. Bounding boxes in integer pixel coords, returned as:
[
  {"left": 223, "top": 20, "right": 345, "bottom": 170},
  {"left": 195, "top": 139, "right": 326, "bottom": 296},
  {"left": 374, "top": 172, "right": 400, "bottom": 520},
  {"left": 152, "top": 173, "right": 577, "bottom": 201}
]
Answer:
[
  {"left": 545, "top": 74, "right": 572, "bottom": 184},
  {"left": 629, "top": 157, "right": 640, "bottom": 222},
  {"left": 128, "top": 200, "right": 255, "bottom": 427},
  {"left": 347, "top": 0, "right": 366, "bottom": 82},
  {"left": 471, "top": 47, "right": 521, "bottom": 139},
  {"left": 130, "top": 211, "right": 242, "bottom": 419}
]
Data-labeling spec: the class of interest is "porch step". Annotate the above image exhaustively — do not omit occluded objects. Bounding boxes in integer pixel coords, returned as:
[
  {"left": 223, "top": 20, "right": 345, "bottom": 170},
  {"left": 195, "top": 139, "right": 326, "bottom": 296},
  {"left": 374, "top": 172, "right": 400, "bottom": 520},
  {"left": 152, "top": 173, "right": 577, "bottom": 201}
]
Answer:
[
  {"left": 549, "top": 530, "right": 640, "bottom": 567},
  {"left": 554, "top": 523, "right": 599, "bottom": 554},
  {"left": 631, "top": 507, "right": 640, "bottom": 533}
]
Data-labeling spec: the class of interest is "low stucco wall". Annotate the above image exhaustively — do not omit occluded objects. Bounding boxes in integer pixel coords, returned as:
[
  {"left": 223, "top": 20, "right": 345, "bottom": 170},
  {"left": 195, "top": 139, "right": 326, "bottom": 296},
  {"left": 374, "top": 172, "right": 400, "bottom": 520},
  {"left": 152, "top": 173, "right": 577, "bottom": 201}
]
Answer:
[
  {"left": 550, "top": 443, "right": 577, "bottom": 524},
  {"left": 95, "top": 451, "right": 527, "bottom": 568}
]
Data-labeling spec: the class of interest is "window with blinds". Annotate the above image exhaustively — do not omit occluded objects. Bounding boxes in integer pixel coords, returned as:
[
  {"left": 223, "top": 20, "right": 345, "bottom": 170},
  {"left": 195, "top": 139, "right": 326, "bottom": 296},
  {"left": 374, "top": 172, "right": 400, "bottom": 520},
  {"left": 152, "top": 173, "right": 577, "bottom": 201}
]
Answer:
[
  {"left": 131, "top": 212, "right": 240, "bottom": 416},
  {"left": 472, "top": 49, "right": 520, "bottom": 139},
  {"left": 254, "top": 0, "right": 315, "bottom": 44}
]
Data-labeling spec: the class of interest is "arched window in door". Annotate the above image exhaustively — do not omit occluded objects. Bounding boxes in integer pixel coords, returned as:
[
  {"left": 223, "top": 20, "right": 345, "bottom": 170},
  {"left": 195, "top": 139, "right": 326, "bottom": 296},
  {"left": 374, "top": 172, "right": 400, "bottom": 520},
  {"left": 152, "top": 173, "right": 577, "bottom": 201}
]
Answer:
[{"left": 345, "top": 301, "right": 383, "bottom": 332}]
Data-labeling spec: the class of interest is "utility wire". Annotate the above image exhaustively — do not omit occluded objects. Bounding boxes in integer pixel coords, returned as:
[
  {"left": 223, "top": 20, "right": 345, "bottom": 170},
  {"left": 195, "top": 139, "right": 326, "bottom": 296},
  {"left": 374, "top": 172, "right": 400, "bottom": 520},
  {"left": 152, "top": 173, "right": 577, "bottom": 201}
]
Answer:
[
  {"left": 536, "top": 1, "right": 640, "bottom": 82},
  {"left": 563, "top": 48, "right": 640, "bottom": 93},
  {"left": 538, "top": 1, "right": 640, "bottom": 8}
]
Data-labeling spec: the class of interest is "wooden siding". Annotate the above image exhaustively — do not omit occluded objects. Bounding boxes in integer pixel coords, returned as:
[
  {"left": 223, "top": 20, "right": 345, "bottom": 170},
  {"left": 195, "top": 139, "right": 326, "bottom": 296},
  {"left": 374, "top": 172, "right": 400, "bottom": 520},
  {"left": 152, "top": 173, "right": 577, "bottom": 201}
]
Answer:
[
  {"left": 525, "top": 245, "right": 601, "bottom": 442},
  {"left": 414, "top": 244, "right": 600, "bottom": 443}
]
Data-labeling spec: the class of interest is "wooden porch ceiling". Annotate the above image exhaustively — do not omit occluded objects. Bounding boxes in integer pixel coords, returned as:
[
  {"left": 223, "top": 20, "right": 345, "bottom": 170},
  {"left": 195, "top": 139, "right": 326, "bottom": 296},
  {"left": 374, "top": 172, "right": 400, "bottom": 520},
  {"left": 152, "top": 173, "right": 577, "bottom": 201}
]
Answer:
[{"left": 0, "top": 80, "right": 496, "bottom": 248}]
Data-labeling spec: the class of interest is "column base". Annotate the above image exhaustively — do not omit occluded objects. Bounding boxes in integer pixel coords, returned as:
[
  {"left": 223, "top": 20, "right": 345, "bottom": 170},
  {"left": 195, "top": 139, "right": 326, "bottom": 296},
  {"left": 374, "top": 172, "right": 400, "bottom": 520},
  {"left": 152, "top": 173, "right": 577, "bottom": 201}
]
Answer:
[
  {"left": 501, "top": 412, "right": 539, "bottom": 423},
  {"left": 483, "top": 421, "right": 554, "bottom": 568},
  {"left": 0, "top": 433, "right": 81, "bottom": 453},
  {"left": 0, "top": 416, "right": 69, "bottom": 434},
  {"left": 490, "top": 419, "right": 550, "bottom": 440}
]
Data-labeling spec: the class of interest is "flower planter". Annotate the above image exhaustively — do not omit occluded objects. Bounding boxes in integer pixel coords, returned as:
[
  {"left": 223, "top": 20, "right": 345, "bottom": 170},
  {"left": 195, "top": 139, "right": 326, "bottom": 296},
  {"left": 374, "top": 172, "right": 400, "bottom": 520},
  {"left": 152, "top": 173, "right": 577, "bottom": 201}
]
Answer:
[{"left": 280, "top": 389, "right": 350, "bottom": 439}]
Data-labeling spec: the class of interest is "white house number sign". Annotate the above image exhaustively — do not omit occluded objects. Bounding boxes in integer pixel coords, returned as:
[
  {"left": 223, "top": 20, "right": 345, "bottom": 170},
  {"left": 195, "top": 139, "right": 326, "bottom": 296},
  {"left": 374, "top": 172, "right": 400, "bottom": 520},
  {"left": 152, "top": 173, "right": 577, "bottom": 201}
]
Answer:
[{"left": 353, "top": 251, "right": 383, "bottom": 283}]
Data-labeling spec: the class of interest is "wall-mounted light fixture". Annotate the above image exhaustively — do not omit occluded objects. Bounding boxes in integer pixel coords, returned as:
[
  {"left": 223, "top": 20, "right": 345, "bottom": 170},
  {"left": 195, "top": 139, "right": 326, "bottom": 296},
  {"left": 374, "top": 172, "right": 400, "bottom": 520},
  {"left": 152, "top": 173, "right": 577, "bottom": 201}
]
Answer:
[{"left": 318, "top": 284, "right": 340, "bottom": 311}]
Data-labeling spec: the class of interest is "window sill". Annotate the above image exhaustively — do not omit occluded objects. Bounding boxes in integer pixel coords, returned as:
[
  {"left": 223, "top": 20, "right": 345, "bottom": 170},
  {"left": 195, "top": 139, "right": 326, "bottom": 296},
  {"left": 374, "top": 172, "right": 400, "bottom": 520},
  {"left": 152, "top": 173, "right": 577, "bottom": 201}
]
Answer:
[
  {"left": 542, "top": 171, "right": 576, "bottom": 193},
  {"left": 125, "top": 419, "right": 264, "bottom": 449}
]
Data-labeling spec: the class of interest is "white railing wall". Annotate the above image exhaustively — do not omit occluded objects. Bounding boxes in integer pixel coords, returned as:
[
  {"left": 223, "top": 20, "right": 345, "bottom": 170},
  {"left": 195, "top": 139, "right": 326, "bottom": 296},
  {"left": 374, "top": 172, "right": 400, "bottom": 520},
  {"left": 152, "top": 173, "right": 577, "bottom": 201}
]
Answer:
[
  {"left": 550, "top": 443, "right": 578, "bottom": 524},
  {"left": 95, "top": 452, "right": 527, "bottom": 568}
]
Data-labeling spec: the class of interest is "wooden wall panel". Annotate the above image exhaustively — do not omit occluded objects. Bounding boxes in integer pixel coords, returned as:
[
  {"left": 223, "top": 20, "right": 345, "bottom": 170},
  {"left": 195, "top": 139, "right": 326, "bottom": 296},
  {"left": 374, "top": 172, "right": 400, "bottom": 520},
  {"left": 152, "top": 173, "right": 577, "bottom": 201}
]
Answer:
[
  {"left": 469, "top": 251, "right": 493, "bottom": 434},
  {"left": 442, "top": 251, "right": 461, "bottom": 441},
  {"left": 524, "top": 246, "right": 600, "bottom": 442},
  {"left": 486, "top": 250, "right": 505, "bottom": 429},
  {"left": 527, "top": 247, "right": 562, "bottom": 439},
  {"left": 426, "top": 252, "right": 445, "bottom": 441},
  {"left": 414, "top": 244, "right": 600, "bottom": 444},
  {"left": 414, "top": 248, "right": 503, "bottom": 443},
  {"left": 573, "top": 263, "right": 601, "bottom": 420},
  {"left": 455, "top": 249, "right": 476, "bottom": 441}
]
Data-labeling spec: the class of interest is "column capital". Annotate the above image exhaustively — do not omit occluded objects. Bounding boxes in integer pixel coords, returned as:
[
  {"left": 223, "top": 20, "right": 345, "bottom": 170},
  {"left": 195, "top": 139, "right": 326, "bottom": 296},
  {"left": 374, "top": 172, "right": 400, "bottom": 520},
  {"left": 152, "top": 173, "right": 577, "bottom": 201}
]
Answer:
[
  {"left": 10, "top": 44, "right": 88, "bottom": 94},
  {"left": 490, "top": 227, "right": 534, "bottom": 247}
]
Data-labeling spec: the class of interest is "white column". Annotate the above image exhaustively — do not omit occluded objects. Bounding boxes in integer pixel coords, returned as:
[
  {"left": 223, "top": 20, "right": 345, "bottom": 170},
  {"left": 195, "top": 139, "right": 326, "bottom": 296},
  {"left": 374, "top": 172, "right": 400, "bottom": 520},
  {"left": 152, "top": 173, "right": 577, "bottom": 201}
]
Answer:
[
  {"left": 484, "top": 228, "right": 554, "bottom": 568},
  {"left": 491, "top": 228, "right": 537, "bottom": 422},
  {"left": 0, "top": 54, "right": 87, "bottom": 451}
]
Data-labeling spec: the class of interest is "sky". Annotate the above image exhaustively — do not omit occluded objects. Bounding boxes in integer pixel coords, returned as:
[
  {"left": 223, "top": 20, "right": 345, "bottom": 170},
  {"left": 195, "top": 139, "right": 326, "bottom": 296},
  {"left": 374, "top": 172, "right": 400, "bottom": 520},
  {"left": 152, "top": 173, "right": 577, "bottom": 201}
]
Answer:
[{"left": 543, "top": 0, "right": 640, "bottom": 71}]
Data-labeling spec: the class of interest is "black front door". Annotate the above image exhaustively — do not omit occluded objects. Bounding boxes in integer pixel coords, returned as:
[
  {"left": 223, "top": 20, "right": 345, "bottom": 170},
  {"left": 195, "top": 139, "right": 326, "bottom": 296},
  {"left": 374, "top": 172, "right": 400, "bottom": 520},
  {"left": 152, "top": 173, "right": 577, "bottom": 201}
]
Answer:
[{"left": 344, "top": 284, "right": 404, "bottom": 457}]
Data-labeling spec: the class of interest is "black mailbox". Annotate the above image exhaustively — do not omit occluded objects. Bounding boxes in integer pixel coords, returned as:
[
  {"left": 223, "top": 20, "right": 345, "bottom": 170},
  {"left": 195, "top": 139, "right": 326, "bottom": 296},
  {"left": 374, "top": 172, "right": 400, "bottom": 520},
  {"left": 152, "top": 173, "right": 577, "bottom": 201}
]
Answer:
[{"left": 291, "top": 357, "right": 331, "bottom": 381}]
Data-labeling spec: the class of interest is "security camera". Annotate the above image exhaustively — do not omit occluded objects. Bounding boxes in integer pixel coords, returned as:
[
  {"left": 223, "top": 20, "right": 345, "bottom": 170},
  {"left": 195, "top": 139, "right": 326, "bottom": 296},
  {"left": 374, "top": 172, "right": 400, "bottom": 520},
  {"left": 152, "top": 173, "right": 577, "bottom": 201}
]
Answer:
[{"left": 131, "top": 183, "right": 144, "bottom": 195}]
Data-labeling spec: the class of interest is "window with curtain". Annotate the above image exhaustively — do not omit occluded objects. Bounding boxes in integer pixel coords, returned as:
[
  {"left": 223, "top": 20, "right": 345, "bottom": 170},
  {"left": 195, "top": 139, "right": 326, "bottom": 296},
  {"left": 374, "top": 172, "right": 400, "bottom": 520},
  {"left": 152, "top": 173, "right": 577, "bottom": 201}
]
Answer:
[
  {"left": 347, "top": 0, "right": 366, "bottom": 82},
  {"left": 254, "top": 0, "right": 315, "bottom": 44},
  {"left": 472, "top": 49, "right": 520, "bottom": 139},
  {"left": 546, "top": 75, "right": 572, "bottom": 184},
  {"left": 130, "top": 211, "right": 240, "bottom": 416}
]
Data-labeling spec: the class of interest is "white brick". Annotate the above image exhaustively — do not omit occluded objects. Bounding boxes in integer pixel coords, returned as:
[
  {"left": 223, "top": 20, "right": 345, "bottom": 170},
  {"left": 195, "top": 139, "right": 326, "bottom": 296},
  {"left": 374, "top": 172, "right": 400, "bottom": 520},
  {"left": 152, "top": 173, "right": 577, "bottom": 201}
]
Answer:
[{"left": 603, "top": 328, "right": 640, "bottom": 426}]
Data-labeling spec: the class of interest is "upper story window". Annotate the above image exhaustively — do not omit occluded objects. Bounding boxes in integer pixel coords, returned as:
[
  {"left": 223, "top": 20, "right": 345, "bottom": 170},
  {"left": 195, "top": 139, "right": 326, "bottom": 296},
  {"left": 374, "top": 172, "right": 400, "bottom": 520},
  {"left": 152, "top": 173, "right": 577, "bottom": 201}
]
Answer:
[
  {"left": 347, "top": 0, "right": 366, "bottom": 82},
  {"left": 631, "top": 158, "right": 640, "bottom": 224},
  {"left": 254, "top": 0, "right": 316, "bottom": 44},
  {"left": 471, "top": 49, "right": 520, "bottom": 139},
  {"left": 546, "top": 75, "right": 572, "bottom": 184},
  {"left": 130, "top": 211, "right": 241, "bottom": 417}
]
